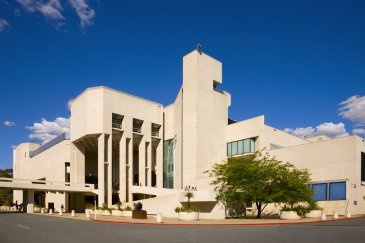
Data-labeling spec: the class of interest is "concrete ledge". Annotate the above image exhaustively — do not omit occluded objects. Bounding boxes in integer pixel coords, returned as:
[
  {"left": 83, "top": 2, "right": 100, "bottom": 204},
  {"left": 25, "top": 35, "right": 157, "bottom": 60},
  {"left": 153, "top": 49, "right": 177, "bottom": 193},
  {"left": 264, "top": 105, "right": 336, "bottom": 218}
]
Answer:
[
  {"left": 178, "top": 212, "right": 199, "bottom": 221},
  {"left": 280, "top": 211, "right": 300, "bottom": 220},
  {"left": 305, "top": 210, "right": 322, "bottom": 218}
]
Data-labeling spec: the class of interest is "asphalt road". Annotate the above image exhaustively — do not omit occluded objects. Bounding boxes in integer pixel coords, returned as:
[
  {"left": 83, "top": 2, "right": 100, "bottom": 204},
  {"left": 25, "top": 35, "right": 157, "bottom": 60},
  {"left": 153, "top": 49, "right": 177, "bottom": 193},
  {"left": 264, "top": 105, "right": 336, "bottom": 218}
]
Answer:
[{"left": 0, "top": 212, "right": 365, "bottom": 243}]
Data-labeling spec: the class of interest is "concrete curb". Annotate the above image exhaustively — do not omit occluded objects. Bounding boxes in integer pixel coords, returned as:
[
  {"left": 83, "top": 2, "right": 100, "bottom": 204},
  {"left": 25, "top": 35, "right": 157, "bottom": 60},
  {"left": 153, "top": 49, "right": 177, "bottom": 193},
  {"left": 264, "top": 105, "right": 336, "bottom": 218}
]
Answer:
[{"left": 90, "top": 216, "right": 364, "bottom": 227}]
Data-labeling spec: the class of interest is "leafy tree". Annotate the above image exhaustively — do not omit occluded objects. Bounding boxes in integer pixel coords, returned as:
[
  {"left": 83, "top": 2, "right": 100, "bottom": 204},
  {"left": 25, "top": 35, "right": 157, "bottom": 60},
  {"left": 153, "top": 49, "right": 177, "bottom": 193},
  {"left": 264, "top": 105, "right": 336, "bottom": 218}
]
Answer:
[
  {"left": 185, "top": 191, "right": 193, "bottom": 209},
  {"left": 207, "top": 152, "right": 312, "bottom": 218},
  {"left": 0, "top": 169, "right": 13, "bottom": 206}
]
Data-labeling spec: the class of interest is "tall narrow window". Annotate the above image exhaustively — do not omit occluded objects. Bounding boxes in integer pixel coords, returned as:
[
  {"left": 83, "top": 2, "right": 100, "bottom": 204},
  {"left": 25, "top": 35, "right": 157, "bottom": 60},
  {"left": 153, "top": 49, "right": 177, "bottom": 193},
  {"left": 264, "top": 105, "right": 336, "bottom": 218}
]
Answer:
[
  {"left": 361, "top": 152, "right": 365, "bottom": 183},
  {"left": 163, "top": 139, "right": 174, "bottom": 189}
]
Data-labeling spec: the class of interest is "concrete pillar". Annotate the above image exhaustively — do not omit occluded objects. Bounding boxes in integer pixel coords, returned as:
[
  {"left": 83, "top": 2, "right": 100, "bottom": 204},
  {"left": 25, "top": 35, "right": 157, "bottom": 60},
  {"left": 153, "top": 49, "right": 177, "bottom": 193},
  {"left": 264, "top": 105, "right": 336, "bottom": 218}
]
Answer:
[
  {"left": 128, "top": 137, "right": 133, "bottom": 201},
  {"left": 156, "top": 141, "right": 163, "bottom": 188},
  {"left": 26, "top": 190, "right": 34, "bottom": 214},
  {"left": 147, "top": 141, "right": 152, "bottom": 187},
  {"left": 107, "top": 134, "right": 112, "bottom": 207},
  {"left": 73, "top": 144, "right": 85, "bottom": 184},
  {"left": 98, "top": 134, "right": 105, "bottom": 207},
  {"left": 139, "top": 138, "right": 146, "bottom": 186},
  {"left": 119, "top": 135, "right": 126, "bottom": 202}
]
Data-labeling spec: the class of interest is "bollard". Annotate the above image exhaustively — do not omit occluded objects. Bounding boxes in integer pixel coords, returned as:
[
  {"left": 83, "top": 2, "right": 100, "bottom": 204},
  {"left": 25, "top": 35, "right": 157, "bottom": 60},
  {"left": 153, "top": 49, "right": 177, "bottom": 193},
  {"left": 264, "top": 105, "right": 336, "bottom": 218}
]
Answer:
[
  {"left": 41, "top": 208, "right": 44, "bottom": 214},
  {"left": 346, "top": 210, "right": 351, "bottom": 218},
  {"left": 321, "top": 212, "right": 326, "bottom": 221},
  {"left": 333, "top": 211, "right": 338, "bottom": 219},
  {"left": 156, "top": 213, "right": 163, "bottom": 223},
  {"left": 49, "top": 209, "right": 53, "bottom": 215},
  {"left": 86, "top": 210, "right": 90, "bottom": 219},
  {"left": 59, "top": 210, "right": 63, "bottom": 216},
  {"left": 71, "top": 210, "right": 75, "bottom": 217}
]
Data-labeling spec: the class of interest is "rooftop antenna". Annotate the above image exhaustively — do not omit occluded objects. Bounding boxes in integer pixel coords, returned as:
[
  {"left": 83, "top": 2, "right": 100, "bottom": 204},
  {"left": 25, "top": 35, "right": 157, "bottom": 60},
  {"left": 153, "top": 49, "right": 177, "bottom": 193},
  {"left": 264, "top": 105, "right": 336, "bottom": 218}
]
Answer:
[{"left": 196, "top": 44, "right": 202, "bottom": 55}]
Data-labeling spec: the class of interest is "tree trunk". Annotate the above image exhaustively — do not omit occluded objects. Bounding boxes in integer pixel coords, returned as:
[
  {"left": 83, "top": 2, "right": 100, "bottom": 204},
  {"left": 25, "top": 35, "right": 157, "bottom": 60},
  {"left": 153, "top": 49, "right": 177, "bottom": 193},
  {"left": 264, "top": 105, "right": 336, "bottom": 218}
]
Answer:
[{"left": 256, "top": 202, "right": 262, "bottom": 218}]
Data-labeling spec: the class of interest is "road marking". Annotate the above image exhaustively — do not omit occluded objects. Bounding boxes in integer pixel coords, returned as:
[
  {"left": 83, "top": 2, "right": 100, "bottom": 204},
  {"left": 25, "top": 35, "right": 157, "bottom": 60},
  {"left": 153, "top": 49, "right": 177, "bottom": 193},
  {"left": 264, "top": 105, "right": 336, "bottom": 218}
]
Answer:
[{"left": 17, "top": 224, "right": 30, "bottom": 230}]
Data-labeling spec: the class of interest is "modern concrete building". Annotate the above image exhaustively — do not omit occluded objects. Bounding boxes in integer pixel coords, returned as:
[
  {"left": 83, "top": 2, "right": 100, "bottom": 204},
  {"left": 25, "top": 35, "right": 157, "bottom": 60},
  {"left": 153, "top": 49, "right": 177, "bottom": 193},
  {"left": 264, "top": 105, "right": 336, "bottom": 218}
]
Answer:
[{"left": 12, "top": 49, "right": 365, "bottom": 218}]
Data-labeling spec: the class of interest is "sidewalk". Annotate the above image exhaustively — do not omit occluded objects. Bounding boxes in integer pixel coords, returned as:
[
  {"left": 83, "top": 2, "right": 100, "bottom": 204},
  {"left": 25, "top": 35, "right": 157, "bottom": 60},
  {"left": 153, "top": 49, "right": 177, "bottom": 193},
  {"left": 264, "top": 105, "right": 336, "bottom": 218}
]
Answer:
[{"left": 33, "top": 212, "right": 364, "bottom": 226}]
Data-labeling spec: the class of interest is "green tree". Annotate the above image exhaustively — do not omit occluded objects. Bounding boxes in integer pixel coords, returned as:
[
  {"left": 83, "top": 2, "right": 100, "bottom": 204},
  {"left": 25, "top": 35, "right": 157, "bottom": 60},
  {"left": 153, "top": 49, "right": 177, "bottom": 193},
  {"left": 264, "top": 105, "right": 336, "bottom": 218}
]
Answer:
[
  {"left": 0, "top": 169, "right": 13, "bottom": 206},
  {"left": 185, "top": 191, "right": 193, "bottom": 209},
  {"left": 207, "top": 152, "right": 312, "bottom": 218}
]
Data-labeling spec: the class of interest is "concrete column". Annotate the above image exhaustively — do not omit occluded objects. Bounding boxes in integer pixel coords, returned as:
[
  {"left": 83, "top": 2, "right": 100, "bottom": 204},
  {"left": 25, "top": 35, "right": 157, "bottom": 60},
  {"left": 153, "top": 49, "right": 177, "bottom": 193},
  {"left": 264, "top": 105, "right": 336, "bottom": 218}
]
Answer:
[
  {"left": 156, "top": 141, "right": 163, "bottom": 188},
  {"left": 98, "top": 134, "right": 105, "bottom": 207},
  {"left": 128, "top": 137, "right": 133, "bottom": 201},
  {"left": 147, "top": 141, "right": 152, "bottom": 187},
  {"left": 107, "top": 134, "right": 112, "bottom": 207},
  {"left": 139, "top": 138, "right": 146, "bottom": 186},
  {"left": 119, "top": 135, "right": 126, "bottom": 202},
  {"left": 26, "top": 190, "right": 34, "bottom": 214},
  {"left": 73, "top": 144, "right": 85, "bottom": 184}
]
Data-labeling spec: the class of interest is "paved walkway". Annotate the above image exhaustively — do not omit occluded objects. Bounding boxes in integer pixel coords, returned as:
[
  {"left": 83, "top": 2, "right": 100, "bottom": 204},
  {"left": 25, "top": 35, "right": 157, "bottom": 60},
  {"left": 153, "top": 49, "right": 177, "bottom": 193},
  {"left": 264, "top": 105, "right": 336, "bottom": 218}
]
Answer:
[{"left": 26, "top": 211, "right": 364, "bottom": 226}]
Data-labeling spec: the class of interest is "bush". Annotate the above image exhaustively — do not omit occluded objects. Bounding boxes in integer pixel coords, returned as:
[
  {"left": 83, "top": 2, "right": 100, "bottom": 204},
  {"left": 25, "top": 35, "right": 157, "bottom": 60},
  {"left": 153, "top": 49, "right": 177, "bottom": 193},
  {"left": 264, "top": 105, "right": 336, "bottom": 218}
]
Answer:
[
  {"left": 123, "top": 206, "right": 132, "bottom": 211},
  {"left": 175, "top": 206, "right": 199, "bottom": 213},
  {"left": 85, "top": 203, "right": 94, "bottom": 209}
]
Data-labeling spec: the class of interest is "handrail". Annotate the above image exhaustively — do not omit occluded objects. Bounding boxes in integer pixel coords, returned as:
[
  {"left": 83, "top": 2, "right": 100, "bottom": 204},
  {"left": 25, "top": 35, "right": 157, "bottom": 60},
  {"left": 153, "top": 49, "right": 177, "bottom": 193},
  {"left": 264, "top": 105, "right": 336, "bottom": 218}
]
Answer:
[
  {"left": 112, "top": 123, "right": 122, "bottom": 129},
  {"left": 133, "top": 127, "right": 141, "bottom": 133},
  {"left": 0, "top": 177, "right": 94, "bottom": 189}
]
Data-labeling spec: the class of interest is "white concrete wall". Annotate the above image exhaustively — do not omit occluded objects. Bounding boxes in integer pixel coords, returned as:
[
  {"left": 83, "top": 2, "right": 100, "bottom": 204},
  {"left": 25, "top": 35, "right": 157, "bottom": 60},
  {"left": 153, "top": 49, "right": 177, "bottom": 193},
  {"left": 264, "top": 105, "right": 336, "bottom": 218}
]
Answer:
[{"left": 269, "top": 136, "right": 365, "bottom": 214}]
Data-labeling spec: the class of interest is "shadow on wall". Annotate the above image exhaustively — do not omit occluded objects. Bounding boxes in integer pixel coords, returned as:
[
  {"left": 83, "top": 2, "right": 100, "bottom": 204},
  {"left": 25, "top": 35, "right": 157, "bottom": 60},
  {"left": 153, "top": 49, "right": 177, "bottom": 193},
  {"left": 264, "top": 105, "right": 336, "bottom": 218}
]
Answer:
[{"left": 180, "top": 202, "right": 216, "bottom": 213}]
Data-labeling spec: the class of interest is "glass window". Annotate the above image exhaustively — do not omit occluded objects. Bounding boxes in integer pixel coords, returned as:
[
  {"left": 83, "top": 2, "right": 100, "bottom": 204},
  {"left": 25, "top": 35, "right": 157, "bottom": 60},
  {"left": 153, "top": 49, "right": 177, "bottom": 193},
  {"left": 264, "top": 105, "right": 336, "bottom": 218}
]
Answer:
[
  {"left": 243, "top": 139, "right": 250, "bottom": 153},
  {"left": 250, "top": 139, "right": 255, "bottom": 152},
  {"left": 227, "top": 143, "right": 232, "bottom": 156},
  {"left": 231, "top": 142, "right": 238, "bottom": 155},
  {"left": 163, "top": 139, "right": 174, "bottom": 189},
  {"left": 312, "top": 183, "right": 327, "bottom": 201},
  {"left": 329, "top": 182, "right": 346, "bottom": 200},
  {"left": 237, "top": 140, "right": 244, "bottom": 154}
]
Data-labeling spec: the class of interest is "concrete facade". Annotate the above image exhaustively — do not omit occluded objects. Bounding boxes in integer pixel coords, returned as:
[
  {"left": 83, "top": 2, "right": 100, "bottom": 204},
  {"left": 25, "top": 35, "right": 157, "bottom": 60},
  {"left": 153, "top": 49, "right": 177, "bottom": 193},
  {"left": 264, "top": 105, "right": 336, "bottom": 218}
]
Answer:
[{"left": 12, "top": 50, "right": 365, "bottom": 218}]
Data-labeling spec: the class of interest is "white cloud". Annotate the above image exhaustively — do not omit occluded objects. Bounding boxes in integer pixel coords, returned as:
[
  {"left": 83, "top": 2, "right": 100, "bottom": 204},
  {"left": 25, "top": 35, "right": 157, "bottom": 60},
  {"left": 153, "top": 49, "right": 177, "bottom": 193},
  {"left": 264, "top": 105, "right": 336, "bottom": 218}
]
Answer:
[
  {"left": 67, "top": 99, "right": 74, "bottom": 111},
  {"left": 352, "top": 128, "right": 365, "bottom": 136},
  {"left": 0, "top": 18, "right": 10, "bottom": 32},
  {"left": 16, "top": 0, "right": 96, "bottom": 29},
  {"left": 26, "top": 117, "right": 70, "bottom": 144},
  {"left": 316, "top": 122, "right": 349, "bottom": 138},
  {"left": 68, "top": 0, "right": 95, "bottom": 28},
  {"left": 339, "top": 95, "right": 365, "bottom": 125},
  {"left": 17, "top": 0, "right": 64, "bottom": 21},
  {"left": 4, "top": 121, "right": 15, "bottom": 127},
  {"left": 37, "top": 0, "right": 64, "bottom": 21},
  {"left": 285, "top": 122, "right": 349, "bottom": 138},
  {"left": 284, "top": 127, "right": 315, "bottom": 138}
]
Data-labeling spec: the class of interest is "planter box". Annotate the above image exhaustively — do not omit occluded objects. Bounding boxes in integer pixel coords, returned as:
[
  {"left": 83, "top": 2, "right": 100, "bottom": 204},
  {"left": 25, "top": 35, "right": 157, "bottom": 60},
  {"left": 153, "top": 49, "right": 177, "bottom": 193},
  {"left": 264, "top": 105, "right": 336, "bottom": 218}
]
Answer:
[
  {"left": 132, "top": 210, "right": 147, "bottom": 219},
  {"left": 122, "top": 211, "right": 132, "bottom": 217},
  {"left": 305, "top": 210, "right": 322, "bottom": 218},
  {"left": 178, "top": 212, "right": 199, "bottom": 221},
  {"left": 280, "top": 211, "right": 300, "bottom": 220},
  {"left": 111, "top": 210, "right": 123, "bottom": 216},
  {"left": 101, "top": 210, "right": 111, "bottom": 216},
  {"left": 34, "top": 206, "right": 41, "bottom": 213}
]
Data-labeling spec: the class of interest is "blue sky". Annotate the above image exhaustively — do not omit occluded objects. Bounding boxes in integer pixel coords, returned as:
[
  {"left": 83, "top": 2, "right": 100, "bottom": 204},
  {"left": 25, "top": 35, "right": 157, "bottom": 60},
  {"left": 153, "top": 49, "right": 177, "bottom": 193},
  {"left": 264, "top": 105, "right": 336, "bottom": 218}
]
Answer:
[{"left": 1, "top": 0, "right": 365, "bottom": 169}]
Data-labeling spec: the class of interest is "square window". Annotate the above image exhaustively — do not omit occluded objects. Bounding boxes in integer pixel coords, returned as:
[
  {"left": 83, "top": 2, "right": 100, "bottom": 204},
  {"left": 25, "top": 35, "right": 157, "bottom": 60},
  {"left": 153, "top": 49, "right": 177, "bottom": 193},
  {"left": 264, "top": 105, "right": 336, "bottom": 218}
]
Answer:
[
  {"left": 329, "top": 181, "right": 346, "bottom": 200},
  {"left": 312, "top": 183, "right": 327, "bottom": 201}
]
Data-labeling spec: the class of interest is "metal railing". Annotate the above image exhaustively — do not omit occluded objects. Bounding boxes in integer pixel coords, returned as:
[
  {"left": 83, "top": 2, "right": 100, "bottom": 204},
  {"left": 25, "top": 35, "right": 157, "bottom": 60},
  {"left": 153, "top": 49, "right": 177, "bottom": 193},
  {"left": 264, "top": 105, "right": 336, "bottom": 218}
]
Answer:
[
  {"left": 112, "top": 123, "right": 122, "bottom": 129},
  {"left": 0, "top": 177, "right": 94, "bottom": 191},
  {"left": 133, "top": 127, "right": 141, "bottom": 133},
  {"left": 151, "top": 131, "right": 159, "bottom": 137}
]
